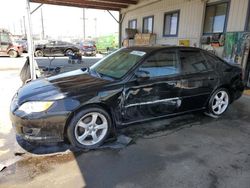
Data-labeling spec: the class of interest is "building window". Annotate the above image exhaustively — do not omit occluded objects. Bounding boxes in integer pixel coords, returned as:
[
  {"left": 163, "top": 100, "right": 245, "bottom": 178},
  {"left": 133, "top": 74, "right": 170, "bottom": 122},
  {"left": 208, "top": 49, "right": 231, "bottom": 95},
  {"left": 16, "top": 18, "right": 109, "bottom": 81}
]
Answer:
[
  {"left": 128, "top": 19, "right": 137, "bottom": 29},
  {"left": 203, "top": 2, "right": 229, "bottom": 34},
  {"left": 142, "top": 16, "right": 154, "bottom": 33},
  {"left": 163, "top": 10, "right": 180, "bottom": 36}
]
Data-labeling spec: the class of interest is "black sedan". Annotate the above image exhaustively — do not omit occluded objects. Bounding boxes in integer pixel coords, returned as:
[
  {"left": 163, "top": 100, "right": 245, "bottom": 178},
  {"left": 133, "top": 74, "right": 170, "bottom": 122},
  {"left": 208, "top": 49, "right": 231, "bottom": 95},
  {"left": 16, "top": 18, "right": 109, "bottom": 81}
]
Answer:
[
  {"left": 34, "top": 40, "right": 80, "bottom": 57},
  {"left": 10, "top": 46, "right": 244, "bottom": 149}
]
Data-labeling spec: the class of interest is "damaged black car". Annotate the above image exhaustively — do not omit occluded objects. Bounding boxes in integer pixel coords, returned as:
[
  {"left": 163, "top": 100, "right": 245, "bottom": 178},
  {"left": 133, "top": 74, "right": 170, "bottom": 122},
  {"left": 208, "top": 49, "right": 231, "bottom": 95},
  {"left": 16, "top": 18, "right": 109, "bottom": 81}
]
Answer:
[{"left": 10, "top": 46, "right": 244, "bottom": 149}]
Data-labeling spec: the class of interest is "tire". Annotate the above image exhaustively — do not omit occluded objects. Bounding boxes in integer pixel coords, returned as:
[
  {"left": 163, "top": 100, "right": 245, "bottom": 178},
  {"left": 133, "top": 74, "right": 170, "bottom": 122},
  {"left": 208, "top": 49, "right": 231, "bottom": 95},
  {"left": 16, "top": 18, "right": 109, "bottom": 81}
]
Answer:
[
  {"left": 67, "top": 107, "right": 111, "bottom": 149},
  {"left": 35, "top": 50, "right": 44, "bottom": 57},
  {"left": 206, "top": 88, "right": 230, "bottom": 117},
  {"left": 8, "top": 50, "right": 18, "bottom": 58},
  {"left": 65, "top": 49, "right": 74, "bottom": 56}
]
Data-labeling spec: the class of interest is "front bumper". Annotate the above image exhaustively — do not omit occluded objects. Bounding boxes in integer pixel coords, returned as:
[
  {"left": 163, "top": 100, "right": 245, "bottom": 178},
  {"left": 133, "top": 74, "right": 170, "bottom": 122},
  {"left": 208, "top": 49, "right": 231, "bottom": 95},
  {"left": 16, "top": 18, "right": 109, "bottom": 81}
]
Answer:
[
  {"left": 10, "top": 111, "right": 69, "bottom": 143},
  {"left": 10, "top": 98, "right": 79, "bottom": 143}
]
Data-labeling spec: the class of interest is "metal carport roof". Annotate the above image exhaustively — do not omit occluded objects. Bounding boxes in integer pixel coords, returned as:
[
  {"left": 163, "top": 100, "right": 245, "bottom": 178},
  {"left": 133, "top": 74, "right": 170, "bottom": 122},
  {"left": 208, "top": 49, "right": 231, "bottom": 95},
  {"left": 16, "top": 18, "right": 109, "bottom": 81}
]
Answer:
[
  {"left": 25, "top": 0, "right": 138, "bottom": 81},
  {"left": 30, "top": 0, "right": 138, "bottom": 11}
]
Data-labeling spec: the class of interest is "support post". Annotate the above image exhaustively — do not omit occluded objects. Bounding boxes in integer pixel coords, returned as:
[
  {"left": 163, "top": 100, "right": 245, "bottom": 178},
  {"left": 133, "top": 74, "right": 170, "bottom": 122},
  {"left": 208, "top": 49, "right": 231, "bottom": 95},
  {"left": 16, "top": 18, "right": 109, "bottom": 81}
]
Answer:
[
  {"left": 25, "top": 0, "right": 36, "bottom": 80},
  {"left": 119, "top": 12, "right": 122, "bottom": 48},
  {"left": 83, "top": 8, "right": 86, "bottom": 40}
]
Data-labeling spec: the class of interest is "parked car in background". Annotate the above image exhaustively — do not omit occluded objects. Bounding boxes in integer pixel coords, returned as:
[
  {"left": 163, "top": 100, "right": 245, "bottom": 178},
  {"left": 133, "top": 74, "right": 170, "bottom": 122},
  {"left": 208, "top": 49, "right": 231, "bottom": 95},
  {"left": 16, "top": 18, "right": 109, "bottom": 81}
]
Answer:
[
  {"left": 15, "top": 39, "right": 28, "bottom": 53},
  {"left": 10, "top": 46, "right": 244, "bottom": 149},
  {"left": 34, "top": 40, "right": 80, "bottom": 57},
  {"left": 78, "top": 41, "right": 97, "bottom": 56},
  {"left": 0, "top": 29, "right": 23, "bottom": 58}
]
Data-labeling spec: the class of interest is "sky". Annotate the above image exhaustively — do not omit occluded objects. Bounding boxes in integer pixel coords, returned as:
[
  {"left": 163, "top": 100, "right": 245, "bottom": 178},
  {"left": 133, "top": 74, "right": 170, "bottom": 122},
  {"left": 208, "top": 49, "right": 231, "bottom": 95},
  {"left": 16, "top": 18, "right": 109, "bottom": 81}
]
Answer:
[{"left": 0, "top": 0, "right": 119, "bottom": 40}]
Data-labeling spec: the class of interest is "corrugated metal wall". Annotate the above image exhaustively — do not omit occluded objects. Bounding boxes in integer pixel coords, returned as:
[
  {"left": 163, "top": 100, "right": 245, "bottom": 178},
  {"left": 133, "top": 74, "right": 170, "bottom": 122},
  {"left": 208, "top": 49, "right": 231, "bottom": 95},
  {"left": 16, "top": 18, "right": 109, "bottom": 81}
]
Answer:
[
  {"left": 121, "top": 0, "right": 250, "bottom": 46},
  {"left": 227, "top": 0, "right": 249, "bottom": 32}
]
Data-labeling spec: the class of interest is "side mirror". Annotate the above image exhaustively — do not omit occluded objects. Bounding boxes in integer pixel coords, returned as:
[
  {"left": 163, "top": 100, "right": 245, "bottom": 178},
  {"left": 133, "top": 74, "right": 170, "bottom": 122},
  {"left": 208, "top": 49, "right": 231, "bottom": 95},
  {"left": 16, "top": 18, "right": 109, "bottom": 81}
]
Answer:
[{"left": 135, "top": 70, "right": 150, "bottom": 82}]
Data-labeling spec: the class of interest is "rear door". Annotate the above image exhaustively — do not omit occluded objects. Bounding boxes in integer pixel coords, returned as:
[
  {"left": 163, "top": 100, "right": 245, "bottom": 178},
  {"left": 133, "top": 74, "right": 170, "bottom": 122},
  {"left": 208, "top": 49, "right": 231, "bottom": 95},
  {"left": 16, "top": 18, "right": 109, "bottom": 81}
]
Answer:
[
  {"left": 122, "top": 49, "right": 183, "bottom": 124},
  {"left": 178, "top": 48, "right": 218, "bottom": 111}
]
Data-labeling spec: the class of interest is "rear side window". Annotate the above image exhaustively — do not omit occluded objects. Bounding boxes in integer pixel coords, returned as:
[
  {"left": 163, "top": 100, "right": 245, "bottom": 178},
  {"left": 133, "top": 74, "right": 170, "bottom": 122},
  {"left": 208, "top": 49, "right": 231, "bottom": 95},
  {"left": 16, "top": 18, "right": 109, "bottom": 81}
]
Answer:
[
  {"left": 139, "top": 49, "right": 180, "bottom": 78},
  {"left": 179, "top": 50, "right": 213, "bottom": 74},
  {"left": 202, "top": 51, "right": 231, "bottom": 70}
]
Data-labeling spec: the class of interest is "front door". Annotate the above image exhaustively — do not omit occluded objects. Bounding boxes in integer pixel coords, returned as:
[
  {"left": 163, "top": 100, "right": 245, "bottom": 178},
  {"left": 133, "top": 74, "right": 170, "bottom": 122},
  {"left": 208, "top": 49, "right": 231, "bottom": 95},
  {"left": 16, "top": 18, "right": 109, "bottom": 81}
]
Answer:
[{"left": 122, "top": 49, "right": 183, "bottom": 124}]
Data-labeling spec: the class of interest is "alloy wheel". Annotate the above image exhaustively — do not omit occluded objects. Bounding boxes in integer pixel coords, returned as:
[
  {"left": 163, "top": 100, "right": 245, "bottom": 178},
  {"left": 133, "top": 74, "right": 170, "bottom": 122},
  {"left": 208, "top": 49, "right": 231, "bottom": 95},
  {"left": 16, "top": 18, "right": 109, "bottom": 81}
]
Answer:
[
  {"left": 35, "top": 50, "right": 43, "bottom": 57},
  {"left": 65, "top": 49, "right": 73, "bottom": 56},
  {"left": 211, "top": 91, "right": 229, "bottom": 115},
  {"left": 74, "top": 112, "right": 108, "bottom": 146}
]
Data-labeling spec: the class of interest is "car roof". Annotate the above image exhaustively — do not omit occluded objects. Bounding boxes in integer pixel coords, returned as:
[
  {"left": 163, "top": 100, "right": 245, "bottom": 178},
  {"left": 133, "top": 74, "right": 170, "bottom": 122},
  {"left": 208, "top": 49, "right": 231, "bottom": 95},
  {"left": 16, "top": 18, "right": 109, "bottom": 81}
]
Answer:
[{"left": 125, "top": 46, "right": 202, "bottom": 54}]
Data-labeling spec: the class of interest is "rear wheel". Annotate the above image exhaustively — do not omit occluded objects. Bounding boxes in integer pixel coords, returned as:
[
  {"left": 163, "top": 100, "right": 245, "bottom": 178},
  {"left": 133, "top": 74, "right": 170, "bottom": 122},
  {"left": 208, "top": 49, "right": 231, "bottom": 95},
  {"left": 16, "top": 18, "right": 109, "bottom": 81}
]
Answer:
[
  {"left": 8, "top": 50, "right": 18, "bottom": 58},
  {"left": 207, "top": 88, "right": 230, "bottom": 117},
  {"left": 35, "top": 50, "right": 44, "bottom": 57},
  {"left": 65, "top": 49, "right": 74, "bottom": 56},
  {"left": 67, "top": 107, "right": 111, "bottom": 149}
]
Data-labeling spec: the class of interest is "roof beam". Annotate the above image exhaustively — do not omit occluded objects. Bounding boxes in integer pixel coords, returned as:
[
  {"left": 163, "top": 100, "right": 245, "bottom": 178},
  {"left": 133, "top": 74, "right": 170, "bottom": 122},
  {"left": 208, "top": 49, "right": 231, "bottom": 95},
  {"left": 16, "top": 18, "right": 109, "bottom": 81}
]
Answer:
[
  {"left": 31, "top": 0, "right": 120, "bottom": 10},
  {"left": 31, "top": 0, "right": 128, "bottom": 9},
  {"left": 97, "top": 0, "right": 138, "bottom": 5}
]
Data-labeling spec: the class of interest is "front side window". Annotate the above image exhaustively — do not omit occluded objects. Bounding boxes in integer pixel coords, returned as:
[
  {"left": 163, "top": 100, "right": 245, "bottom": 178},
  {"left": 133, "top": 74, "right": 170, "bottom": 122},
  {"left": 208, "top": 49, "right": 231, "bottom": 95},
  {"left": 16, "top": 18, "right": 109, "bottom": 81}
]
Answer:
[
  {"left": 138, "top": 49, "right": 179, "bottom": 78},
  {"left": 203, "top": 2, "right": 229, "bottom": 34},
  {"left": 128, "top": 19, "right": 137, "bottom": 29},
  {"left": 163, "top": 11, "right": 180, "bottom": 36},
  {"left": 143, "top": 16, "right": 154, "bottom": 33},
  {"left": 179, "top": 50, "right": 213, "bottom": 74},
  {"left": 91, "top": 49, "right": 146, "bottom": 79},
  {"left": 0, "top": 33, "right": 11, "bottom": 43}
]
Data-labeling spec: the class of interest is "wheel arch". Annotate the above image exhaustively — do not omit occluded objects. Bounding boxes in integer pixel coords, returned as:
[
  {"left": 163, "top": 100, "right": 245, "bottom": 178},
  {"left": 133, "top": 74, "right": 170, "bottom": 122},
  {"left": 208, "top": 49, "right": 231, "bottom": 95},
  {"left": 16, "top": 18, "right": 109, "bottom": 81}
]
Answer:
[
  {"left": 206, "top": 84, "right": 234, "bottom": 107},
  {"left": 63, "top": 103, "right": 116, "bottom": 139},
  {"left": 7, "top": 48, "right": 18, "bottom": 54},
  {"left": 64, "top": 48, "right": 74, "bottom": 54}
]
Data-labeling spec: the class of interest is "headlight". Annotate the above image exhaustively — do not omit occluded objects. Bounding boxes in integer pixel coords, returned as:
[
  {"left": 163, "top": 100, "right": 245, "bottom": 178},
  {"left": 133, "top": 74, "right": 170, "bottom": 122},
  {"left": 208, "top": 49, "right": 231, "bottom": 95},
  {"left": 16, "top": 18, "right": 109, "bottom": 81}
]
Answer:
[{"left": 18, "top": 101, "right": 54, "bottom": 114}]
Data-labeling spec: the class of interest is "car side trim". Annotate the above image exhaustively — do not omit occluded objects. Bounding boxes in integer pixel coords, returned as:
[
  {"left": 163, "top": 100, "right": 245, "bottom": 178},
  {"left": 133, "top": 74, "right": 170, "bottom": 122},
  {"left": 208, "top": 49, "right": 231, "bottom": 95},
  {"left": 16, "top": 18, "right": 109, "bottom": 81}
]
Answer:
[{"left": 125, "top": 97, "right": 180, "bottom": 108}]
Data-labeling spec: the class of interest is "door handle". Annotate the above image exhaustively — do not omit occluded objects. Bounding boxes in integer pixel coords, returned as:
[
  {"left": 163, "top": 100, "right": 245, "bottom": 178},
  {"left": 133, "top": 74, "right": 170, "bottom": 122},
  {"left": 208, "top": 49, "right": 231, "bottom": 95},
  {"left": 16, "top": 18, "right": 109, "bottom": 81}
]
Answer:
[{"left": 168, "top": 81, "right": 177, "bottom": 86}]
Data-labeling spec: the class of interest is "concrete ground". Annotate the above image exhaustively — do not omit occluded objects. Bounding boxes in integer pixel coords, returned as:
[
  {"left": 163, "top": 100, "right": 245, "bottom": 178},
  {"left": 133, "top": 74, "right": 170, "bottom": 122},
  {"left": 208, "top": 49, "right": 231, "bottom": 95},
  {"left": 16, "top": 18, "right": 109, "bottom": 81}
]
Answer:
[{"left": 0, "top": 55, "right": 250, "bottom": 188}]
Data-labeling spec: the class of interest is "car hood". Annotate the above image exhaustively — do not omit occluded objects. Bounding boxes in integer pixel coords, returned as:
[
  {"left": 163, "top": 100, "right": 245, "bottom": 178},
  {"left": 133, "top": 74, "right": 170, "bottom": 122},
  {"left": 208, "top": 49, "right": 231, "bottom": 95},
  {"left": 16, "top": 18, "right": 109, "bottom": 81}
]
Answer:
[{"left": 17, "top": 69, "right": 110, "bottom": 104}]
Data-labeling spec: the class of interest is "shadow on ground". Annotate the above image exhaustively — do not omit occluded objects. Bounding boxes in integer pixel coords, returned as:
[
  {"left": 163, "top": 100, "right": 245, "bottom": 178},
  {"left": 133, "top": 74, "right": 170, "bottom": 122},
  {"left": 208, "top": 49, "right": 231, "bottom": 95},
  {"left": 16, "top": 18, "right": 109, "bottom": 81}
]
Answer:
[
  {"left": 15, "top": 112, "right": 207, "bottom": 156},
  {"left": 1, "top": 96, "right": 250, "bottom": 187}
]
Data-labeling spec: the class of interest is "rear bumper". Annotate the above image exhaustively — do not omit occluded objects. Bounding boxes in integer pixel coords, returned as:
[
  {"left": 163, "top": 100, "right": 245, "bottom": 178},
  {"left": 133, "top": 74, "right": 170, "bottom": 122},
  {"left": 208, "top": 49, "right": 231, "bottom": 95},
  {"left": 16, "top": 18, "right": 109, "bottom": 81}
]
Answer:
[
  {"left": 232, "top": 80, "right": 245, "bottom": 101},
  {"left": 81, "top": 50, "right": 96, "bottom": 56}
]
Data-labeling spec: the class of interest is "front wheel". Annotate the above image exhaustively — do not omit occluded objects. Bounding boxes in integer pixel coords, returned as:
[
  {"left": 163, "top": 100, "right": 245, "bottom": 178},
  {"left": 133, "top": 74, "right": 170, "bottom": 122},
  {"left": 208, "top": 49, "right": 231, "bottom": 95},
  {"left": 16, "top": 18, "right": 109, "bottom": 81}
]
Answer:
[
  {"left": 35, "top": 50, "right": 44, "bottom": 57},
  {"left": 207, "top": 88, "right": 230, "bottom": 117},
  {"left": 67, "top": 107, "right": 111, "bottom": 149},
  {"left": 8, "top": 50, "right": 18, "bottom": 58}
]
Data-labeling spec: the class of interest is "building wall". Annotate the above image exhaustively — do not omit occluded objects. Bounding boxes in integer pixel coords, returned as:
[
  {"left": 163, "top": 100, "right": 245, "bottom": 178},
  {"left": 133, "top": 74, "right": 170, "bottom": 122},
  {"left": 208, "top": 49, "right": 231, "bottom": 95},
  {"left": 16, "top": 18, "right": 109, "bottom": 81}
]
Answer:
[
  {"left": 227, "top": 0, "right": 249, "bottom": 32},
  {"left": 121, "top": 0, "right": 250, "bottom": 47}
]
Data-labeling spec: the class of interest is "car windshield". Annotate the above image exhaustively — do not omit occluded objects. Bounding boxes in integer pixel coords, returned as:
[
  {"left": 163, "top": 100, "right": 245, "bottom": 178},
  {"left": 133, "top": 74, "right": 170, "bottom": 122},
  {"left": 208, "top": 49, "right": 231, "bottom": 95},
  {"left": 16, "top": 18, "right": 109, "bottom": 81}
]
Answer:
[{"left": 90, "top": 48, "right": 146, "bottom": 79}]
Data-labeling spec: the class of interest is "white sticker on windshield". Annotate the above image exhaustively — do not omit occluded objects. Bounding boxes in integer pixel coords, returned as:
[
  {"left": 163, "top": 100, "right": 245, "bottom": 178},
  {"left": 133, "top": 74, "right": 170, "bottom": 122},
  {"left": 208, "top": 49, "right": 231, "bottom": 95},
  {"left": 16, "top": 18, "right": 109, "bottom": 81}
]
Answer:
[{"left": 130, "top": 51, "right": 146, "bottom": 56}]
